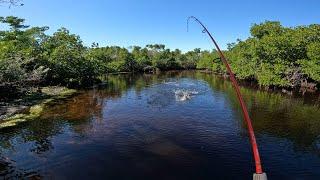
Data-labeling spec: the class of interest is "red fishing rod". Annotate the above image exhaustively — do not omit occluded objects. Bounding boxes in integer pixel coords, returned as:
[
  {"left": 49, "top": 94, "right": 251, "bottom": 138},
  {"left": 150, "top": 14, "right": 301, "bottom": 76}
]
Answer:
[{"left": 187, "top": 16, "right": 267, "bottom": 180}]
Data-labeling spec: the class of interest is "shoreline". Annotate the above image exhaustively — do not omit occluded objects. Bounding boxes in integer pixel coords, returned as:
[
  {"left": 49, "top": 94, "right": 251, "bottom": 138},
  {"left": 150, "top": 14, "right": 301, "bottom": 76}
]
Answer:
[
  {"left": 0, "top": 86, "right": 77, "bottom": 129},
  {"left": 1, "top": 70, "right": 319, "bottom": 128},
  {"left": 195, "top": 70, "right": 319, "bottom": 94},
  {"left": 106, "top": 69, "right": 319, "bottom": 94}
]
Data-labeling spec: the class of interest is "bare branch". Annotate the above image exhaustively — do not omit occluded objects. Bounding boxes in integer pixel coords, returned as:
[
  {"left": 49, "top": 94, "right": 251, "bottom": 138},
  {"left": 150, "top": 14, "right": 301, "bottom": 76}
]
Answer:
[{"left": 0, "top": 0, "right": 24, "bottom": 7}]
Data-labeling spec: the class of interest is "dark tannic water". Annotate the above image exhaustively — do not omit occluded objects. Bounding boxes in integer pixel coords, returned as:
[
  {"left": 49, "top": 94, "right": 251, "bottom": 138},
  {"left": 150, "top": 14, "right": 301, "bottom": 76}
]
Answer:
[{"left": 1, "top": 71, "right": 320, "bottom": 179}]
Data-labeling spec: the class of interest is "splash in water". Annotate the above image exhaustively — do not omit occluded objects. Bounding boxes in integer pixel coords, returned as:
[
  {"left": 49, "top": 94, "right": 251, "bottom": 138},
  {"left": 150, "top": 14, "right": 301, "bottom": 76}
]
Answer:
[{"left": 174, "top": 89, "right": 199, "bottom": 101}]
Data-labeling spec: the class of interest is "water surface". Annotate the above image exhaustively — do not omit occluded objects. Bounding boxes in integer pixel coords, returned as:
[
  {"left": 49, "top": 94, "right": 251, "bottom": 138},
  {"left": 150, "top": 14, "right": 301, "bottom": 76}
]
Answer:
[{"left": 1, "top": 71, "right": 320, "bottom": 179}]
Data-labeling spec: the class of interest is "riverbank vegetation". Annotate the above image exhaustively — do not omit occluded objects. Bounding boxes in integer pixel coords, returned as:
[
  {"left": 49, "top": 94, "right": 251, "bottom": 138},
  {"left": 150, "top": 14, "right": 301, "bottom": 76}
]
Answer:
[
  {"left": 0, "top": 16, "right": 319, "bottom": 94},
  {"left": 200, "top": 21, "right": 320, "bottom": 90}
]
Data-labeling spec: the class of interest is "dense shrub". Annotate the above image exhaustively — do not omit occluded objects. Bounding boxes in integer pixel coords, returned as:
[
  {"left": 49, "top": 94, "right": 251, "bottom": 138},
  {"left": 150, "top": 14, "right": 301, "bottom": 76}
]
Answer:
[
  {"left": 1, "top": 16, "right": 319, "bottom": 89},
  {"left": 198, "top": 21, "right": 320, "bottom": 88}
]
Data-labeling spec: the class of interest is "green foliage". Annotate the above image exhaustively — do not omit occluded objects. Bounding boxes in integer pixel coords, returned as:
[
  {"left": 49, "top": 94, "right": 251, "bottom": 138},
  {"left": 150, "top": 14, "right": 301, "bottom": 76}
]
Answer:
[
  {"left": 230, "top": 22, "right": 319, "bottom": 87},
  {"left": 42, "top": 28, "right": 91, "bottom": 85},
  {"left": 1, "top": 16, "right": 319, "bottom": 89},
  {"left": 0, "top": 16, "right": 48, "bottom": 85},
  {"left": 0, "top": 16, "right": 29, "bottom": 30},
  {"left": 250, "top": 21, "right": 283, "bottom": 39},
  {"left": 256, "top": 62, "right": 290, "bottom": 86},
  {"left": 196, "top": 50, "right": 223, "bottom": 72},
  {"left": 131, "top": 46, "right": 151, "bottom": 71},
  {"left": 298, "top": 42, "right": 320, "bottom": 81},
  {"left": 226, "top": 39, "right": 257, "bottom": 79},
  {"left": 0, "top": 56, "right": 26, "bottom": 83}
]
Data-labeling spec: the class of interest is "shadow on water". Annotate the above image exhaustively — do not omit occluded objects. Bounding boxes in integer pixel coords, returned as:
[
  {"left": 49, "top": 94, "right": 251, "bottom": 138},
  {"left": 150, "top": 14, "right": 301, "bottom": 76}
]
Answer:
[
  {"left": 0, "top": 71, "right": 320, "bottom": 179},
  {"left": 200, "top": 72, "right": 320, "bottom": 149}
]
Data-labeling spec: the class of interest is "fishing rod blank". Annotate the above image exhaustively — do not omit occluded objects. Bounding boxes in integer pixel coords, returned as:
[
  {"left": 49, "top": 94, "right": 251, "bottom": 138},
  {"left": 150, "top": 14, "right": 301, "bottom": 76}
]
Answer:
[{"left": 187, "top": 16, "right": 267, "bottom": 180}]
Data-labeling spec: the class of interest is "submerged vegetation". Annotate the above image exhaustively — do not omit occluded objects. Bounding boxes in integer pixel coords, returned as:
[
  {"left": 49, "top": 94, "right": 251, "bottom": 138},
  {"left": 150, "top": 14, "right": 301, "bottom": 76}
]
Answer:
[
  {"left": 0, "top": 16, "right": 319, "bottom": 93},
  {"left": 0, "top": 86, "right": 76, "bottom": 128}
]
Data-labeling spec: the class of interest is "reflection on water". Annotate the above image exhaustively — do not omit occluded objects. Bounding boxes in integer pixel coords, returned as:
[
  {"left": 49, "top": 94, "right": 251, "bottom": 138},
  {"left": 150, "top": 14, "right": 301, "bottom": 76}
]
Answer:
[{"left": 0, "top": 71, "right": 320, "bottom": 179}]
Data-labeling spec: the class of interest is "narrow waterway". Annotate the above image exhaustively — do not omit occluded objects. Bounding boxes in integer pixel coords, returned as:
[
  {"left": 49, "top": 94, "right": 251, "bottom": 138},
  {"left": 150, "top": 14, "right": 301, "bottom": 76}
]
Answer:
[{"left": 1, "top": 71, "right": 320, "bottom": 179}]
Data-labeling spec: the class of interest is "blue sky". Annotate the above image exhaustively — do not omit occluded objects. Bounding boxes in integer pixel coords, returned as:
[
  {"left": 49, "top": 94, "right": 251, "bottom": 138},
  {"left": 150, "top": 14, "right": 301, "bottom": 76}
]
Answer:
[{"left": 1, "top": 0, "right": 320, "bottom": 51}]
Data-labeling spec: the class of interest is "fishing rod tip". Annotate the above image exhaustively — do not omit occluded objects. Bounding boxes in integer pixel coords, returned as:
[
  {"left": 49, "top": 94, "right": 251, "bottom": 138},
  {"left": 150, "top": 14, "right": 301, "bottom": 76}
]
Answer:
[{"left": 186, "top": 16, "right": 197, "bottom": 32}]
